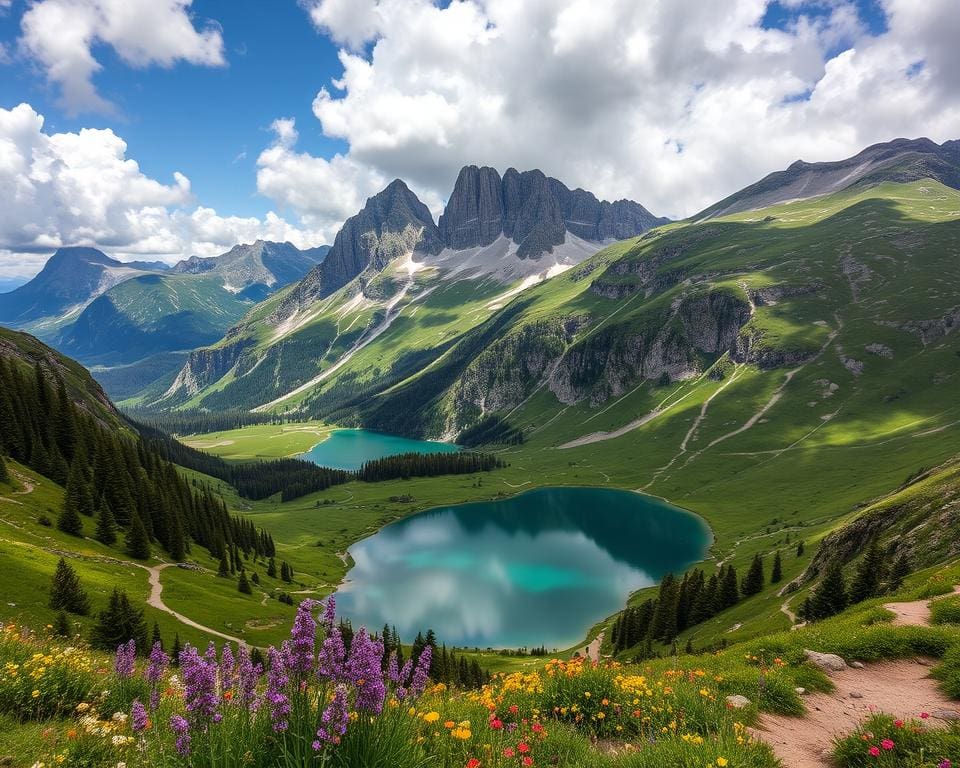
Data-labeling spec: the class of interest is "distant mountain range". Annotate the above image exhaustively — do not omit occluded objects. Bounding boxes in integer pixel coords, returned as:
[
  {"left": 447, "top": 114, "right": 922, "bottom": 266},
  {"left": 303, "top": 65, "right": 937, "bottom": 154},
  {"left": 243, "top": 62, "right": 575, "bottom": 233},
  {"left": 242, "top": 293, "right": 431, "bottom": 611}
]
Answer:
[{"left": 0, "top": 240, "right": 328, "bottom": 378}]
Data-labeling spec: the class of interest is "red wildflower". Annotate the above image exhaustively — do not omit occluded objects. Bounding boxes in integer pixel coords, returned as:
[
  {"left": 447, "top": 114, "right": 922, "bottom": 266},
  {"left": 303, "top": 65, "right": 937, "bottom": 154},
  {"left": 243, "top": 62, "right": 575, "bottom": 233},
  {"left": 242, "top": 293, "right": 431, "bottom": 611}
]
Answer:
[
  {"left": 881, "top": 739, "right": 895, "bottom": 750},
  {"left": 466, "top": 759, "right": 482, "bottom": 768},
  {"left": 869, "top": 747, "right": 881, "bottom": 757},
  {"left": 518, "top": 742, "right": 531, "bottom": 754}
]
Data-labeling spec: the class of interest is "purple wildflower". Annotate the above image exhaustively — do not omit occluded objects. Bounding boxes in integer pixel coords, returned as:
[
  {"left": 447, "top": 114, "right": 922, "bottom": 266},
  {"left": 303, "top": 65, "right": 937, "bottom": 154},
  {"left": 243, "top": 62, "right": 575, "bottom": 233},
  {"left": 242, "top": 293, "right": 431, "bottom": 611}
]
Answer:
[
  {"left": 398, "top": 659, "right": 413, "bottom": 685},
  {"left": 220, "top": 644, "right": 236, "bottom": 690},
  {"left": 288, "top": 600, "right": 318, "bottom": 675},
  {"left": 114, "top": 638, "right": 136, "bottom": 678},
  {"left": 346, "top": 629, "right": 386, "bottom": 713},
  {"left": 145, "top": 641, "right": 169, "bottom": 710},
  {"left": 387, "top": 651, "right": 399, "bottom": 683},
  {"left": 131, "top": 700, "right": 148, "bottom": 733},
  {"left": 180, "top": 644, "right": 219, "bottom": 721},
  {"left": 265, "top": 646, "right": 291, "bottom": 732},
  {"left": 321, "top": 595, "right": 336, "bottom": 630},
  {"left": 409, "top": 645, "right": 432, "bottom": 698},
  {"left": 170, "top": 714, "right": 191, "bottom": 756},
  {"left": 314, "top": 684, "right": 350, "bottom": 747},
  {"left": 237, "top": 644, "right": 262, "bottom": 707},
  {"left": 317, "top": 625, "right": 346, "bottom": 681}
]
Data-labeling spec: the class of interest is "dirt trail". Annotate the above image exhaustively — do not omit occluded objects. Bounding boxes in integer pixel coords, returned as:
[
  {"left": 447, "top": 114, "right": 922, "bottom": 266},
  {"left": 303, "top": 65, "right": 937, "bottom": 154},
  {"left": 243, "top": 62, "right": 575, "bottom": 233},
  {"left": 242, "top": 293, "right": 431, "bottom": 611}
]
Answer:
[
  {"left": 10, "top": 470, "right": 35, "bottom": 495},
  {"left": 757, "top": 589, "right": 960, "bottom": 767},
  {"left": 580, "top": 631, "right": 605, "bottom": 663},
  {"left": 144, "top": 563, "right": 247, "bottom": 646}
]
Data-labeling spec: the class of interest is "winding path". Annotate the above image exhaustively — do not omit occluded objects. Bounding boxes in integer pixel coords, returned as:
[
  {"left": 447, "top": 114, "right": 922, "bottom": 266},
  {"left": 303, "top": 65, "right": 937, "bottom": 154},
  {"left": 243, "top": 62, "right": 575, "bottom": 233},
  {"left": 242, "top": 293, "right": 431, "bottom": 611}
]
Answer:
[{"left": 757, "top": 588, "right": 960, "bottom": 767}]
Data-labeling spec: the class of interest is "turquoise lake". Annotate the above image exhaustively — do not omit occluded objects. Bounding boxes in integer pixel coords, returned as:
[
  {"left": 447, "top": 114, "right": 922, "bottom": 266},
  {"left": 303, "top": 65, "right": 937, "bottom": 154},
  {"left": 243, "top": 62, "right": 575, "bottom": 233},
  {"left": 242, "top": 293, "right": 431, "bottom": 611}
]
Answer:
[
  {"left": 333, "top": 487, "right": 711, "bottom": 650},
  {"left": 300, "top": 428, "right": 459, "bottom": 471}
]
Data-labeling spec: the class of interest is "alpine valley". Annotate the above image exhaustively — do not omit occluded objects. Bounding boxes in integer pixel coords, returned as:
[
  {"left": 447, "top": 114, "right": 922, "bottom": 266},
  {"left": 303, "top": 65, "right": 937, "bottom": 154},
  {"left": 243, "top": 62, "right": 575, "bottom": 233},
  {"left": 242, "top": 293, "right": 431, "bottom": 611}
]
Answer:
[{"left": 3, "top": 138, "right": 960, "bottom": 768}]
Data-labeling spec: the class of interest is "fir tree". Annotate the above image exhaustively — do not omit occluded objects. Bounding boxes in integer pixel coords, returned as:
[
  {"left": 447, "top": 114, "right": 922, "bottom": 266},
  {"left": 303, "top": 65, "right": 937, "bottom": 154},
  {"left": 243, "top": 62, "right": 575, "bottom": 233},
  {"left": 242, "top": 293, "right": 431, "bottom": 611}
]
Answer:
[
  {"left": 94, "top": 499, "right": 117, "bottom": 545},
  {"left": 90, "top": 589, "right": 148, "bottom": 652},
  {"left": 171, "top": 634, "right": 182, "bottom": 666},
  {"left": 218, "top": 555, "right": 230, "bottom": 578},
  {"left": 808, "top": 564, "right": 847, "bottom": 620},
  {"left": 771, "top": 551, "right": 783, "bottom": 584},
  {"left": 251, "top": 572, "right": 260, "bottom": 586},
  {"left": 57, "top": 490, "right": 84, "bottom": 537},
  {"left": 796, "top": 541, "right": 805, "bottom": 557},
  {"left": 238, "top": 570, "right": 252, "bottom": 594},
  {"left": 886, "top": 553, "right": 911, "bottom": 592},
  {"left": 54, "top": 610, "right": 71, "bottom": 637},
  {"left": 719, "top": 565, "right": 740, "bottom": 609},
  {"left": 125, "top": 512, "right": 151, "bottom": 560},
  {"left": 649, "top": 574, "right": 680, "bottom": 642},
  {"left": 741, "top": 554, "right": 765, "bottom": 597},
  {"left": 684, "top": 638, "right": 694, "bottom": 655},
  {"left": 848, "top": 539, "right": 885, "bottom": 604},
  {"left": 267, "top": 557, "right": 277, "bottom": 578},
  {"left": 49, "top": 557, "right": 90, "bottom": 615},
  {"left": 0, "top": 453, "right": 9, "bottom": 484},
  {"left": 151, "top": 621, "right": 163, "bottom": 650}
]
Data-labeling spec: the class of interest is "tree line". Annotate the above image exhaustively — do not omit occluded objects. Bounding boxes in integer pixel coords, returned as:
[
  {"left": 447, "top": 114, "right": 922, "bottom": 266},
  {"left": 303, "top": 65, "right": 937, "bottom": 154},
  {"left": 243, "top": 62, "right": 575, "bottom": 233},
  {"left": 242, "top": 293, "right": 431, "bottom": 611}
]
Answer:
[
  {"left": 124, "top": 408, "right": 302, "bottom": 436},
  {"left": 611, "top": 550, "right": 784, "bottom": 654},
  {"left": 0, "top": 357, "right": 274, "bottom": 564},
  {"left": 357, "top": 451, "right": 504, "bottom": 482}
]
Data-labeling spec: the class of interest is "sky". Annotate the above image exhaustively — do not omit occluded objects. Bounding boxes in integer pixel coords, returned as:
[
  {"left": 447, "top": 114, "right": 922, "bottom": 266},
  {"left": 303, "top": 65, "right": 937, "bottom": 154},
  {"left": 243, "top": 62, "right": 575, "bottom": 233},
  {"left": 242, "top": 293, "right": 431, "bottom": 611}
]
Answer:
[{"left": 0, "top": 0, "right": 958, "bottom": 284}]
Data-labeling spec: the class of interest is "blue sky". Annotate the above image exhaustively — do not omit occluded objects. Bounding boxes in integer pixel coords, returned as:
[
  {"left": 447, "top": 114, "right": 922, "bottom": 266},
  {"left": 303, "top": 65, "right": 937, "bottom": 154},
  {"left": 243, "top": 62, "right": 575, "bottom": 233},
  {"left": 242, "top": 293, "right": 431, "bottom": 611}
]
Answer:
[
  {"left": 0, "top": 0, "right": 347, "bottom": 220},
  {"left": 0, "top": 0, "right": 957, "bottom": 282}
]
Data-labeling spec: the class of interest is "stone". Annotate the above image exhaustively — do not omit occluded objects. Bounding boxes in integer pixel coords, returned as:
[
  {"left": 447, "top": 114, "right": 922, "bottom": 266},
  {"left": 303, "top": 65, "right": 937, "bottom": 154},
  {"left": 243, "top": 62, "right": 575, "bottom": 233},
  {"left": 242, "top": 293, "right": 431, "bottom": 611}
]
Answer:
[
  {"left": 849, "top": 691, "right": 864, "bottom": 699},
  {"left": 795, "top": 687, "right": 807, "bottom": 695},
  {"left": 804, "top": 649, "right": 848, "bottom": 672},
  {"left": 725, "top": 694, "right": 752, "bottom": 709},
  {"left": 850, "top": 661, "right": 865, "bottom": 669},
  {"left": 933, "top": 709, "right": 960, "bottom": 721}
]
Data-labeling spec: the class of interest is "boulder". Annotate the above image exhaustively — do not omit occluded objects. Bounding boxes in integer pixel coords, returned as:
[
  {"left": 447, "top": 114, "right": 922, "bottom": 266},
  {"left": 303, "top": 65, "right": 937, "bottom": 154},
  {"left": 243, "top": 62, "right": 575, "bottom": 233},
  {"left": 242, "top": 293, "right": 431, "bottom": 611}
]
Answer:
[
  {"left": 804, "top": 649, "right": 848, "bottom": 672},
  {"left": 725, "top": 694, "right": 752, "bottom": 709}
]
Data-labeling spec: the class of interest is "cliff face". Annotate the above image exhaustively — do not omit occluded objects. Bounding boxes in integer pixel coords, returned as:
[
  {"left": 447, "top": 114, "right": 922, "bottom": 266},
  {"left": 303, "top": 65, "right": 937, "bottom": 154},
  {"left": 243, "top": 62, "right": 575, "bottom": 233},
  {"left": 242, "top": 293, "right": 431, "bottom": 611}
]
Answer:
[
  {"left": 438, "top": 165, "right": 668, "bottom": 259},
  {"left": 164, "top": 337, "right": 254, "bottom": 399}
]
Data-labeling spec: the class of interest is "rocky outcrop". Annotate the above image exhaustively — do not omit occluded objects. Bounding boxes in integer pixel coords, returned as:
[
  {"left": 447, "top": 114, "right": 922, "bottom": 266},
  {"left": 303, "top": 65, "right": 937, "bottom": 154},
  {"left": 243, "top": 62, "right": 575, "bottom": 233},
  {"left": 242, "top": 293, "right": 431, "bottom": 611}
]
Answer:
[
  {"left": 437, "top": 165, "right": 668, "bottom": 260},
  {"left": 162, "top": 337, "right": 254, "bottom": 400},
  {"left": 273, "top": 180, "right": 442, "bottom": 322},
  {"left": 881, "top": 305, "right": 960, "bottom": 346},
  {"left": 550, "top": 290, "right": 752, "bottom": 405}
]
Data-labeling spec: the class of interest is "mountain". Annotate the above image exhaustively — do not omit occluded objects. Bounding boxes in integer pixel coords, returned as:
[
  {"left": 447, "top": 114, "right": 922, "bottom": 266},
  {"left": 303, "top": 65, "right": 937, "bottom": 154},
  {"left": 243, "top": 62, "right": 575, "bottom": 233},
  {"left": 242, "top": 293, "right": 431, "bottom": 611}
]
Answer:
[
  {"left": 439, "top": 165, "right": 668, "bottom": 255},
  {"left": 697, "top": 137, "right": 960, "bottom": 219},
  {"left": 154, "top": 167, "right": 667, "bottom": 410},
  {"left": 171, "top": 240, "right": 328, "bottom": 302},
  {"left": 0, "top": 247, "right": 158, "bottom": 325}
]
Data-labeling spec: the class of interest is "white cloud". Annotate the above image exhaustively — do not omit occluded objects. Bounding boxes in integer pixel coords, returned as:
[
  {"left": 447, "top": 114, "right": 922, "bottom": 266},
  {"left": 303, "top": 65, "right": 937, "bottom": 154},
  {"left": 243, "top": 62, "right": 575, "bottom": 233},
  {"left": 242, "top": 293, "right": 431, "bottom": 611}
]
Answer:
[
  {"left": 0, "top": 103, "right": 325, "bottom": 279},
  {"left": 19, "top": 0, "right": 225, "bottom": 114},
  {"left": 272, "top": 0, "right": 960, "bottom": 222}
]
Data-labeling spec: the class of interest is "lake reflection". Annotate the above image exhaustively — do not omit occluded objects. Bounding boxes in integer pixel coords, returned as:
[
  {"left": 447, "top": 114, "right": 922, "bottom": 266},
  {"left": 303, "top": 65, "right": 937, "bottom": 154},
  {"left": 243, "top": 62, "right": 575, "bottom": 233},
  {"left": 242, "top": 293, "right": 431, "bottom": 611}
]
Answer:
[
  {"left": 301, "top": 428, "right": 459, "bottom": 471},
  {"left": 333, "top": 487, "right": 710, "bottom": 649}
]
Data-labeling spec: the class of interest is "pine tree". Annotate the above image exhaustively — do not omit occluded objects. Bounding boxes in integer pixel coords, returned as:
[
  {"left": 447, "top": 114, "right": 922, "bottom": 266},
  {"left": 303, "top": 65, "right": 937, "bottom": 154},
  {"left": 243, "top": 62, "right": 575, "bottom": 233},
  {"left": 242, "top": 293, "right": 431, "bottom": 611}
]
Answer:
[
  {"left": 125, "top": 512, "right": 151, "bottom": 560},
  {"left": 741, "top": 554, "right": 765, "bottom": 597},
  {"left": 94, "top": 499, "right": 117, "bottom": 545},
  {"left": 684, "top": 638, "right": 694, "bottom": 655},
  {"left": 848, "top": 539, "right": 885, "bottom": 604},
  {"left": 54, "top": 610, "right": 72, "bottom": 637},
  {"left": 267, "top": 557, "right": 277, "bottom": 578},
  {"left": 771, "top": 551, "right": 783, "bottom": 584},
  {"left": 151, "top": 621, "right": 163, "bottom": 650},
  {"left": 719, "top": 565, "right": 740, "bottom": 609},
  {"left": 238, "top": 570, "right": 252, "bottom": 594},
  {"left": 649, "top": 574, "right": 680, "bottom": 642},
  {"left": 167, "top": 509, "right": 187, "bottom": 562},
  {"left": 172, "top": 634, "right": 182, "bottom": 666},
  {"left": 90, "top": 589, "right": 148, "bottom": 652},
  {"left": 49, "top": 557, "right": 90, "bottom": 615},
  {"left": 808, "top": 564, "right": 847, "bottom": 620},
  {"left": 218, "top": 555, "right": 230, "bottom": 577},
  {"left": 796, "top": 541, "right": 805, "bottom": 557},
  {"left": 251, "top": 572, "right": 260, "bottom": 586},
  {"left": 0, "top": 453, "right": 9, "bottom": 484},
  {"left": 57, "top": 489, "right": 84, "bottom": 537},
  {"left": 886, "top": 553, "right": 911, "bottom": 592}
]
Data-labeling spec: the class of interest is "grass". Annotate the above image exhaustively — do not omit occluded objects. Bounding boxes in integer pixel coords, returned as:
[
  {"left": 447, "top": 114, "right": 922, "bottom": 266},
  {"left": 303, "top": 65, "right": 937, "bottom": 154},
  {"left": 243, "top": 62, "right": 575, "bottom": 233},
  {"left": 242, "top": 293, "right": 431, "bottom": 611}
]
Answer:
[{"left": 180, "top": 420, "right": 333, "bottom": 459}]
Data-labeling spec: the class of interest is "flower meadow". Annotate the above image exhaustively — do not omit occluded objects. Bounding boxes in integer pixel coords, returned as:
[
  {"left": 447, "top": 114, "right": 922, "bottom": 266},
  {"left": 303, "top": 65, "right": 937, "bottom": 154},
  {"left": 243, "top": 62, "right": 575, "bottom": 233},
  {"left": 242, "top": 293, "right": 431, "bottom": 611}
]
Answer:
[{"left": 3, "top": 600, "right": 958, "bottom": 768}]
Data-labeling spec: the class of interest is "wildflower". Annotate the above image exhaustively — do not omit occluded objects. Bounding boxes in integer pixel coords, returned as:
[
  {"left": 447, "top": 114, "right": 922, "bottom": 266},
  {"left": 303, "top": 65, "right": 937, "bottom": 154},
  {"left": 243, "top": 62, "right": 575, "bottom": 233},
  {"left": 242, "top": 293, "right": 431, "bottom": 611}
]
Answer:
[
  {"left": 518, "top": 742, "right": 531, "bottom": 754},
  {"left": 489, "top": 717, "right": 503, "bottom": 730},
  {"left": 237, "top": 644, "right": 262, "bottom": 707},
  {"left": 881, "top": 739, "right": 895, "bottom": 750},
  {"left": 265, "top": 646, "right": 291, "bottom": 732},
  {"left": 180, "top": 644, "right": 219, "bottom": 721},
  {"left": 894, "top": 719, "right": 903, "bottom": 728},
  {"left": 452, "top": 727, "right": 472, "bottom": 740},
  {"left": 921, "top": 712, "right": 930, "bottom": 719},
  {"left": 466, "top": 760, "right": 482, "bottom": 768},
  {"left": 410, "top": 645, "right": 432, "bottom": 698},
  {"left": 321, "top": 596, "right": 336, "bottom": 630},
  {"left": 717, "top": 759, "right": 728, "bottom": 767},
  {"left": 131, "top": 700, "right": 148, "bottom": 733},
  {"left": 503, "top": 747, "right": 515, "bottom": 758},
  {"left": 220, "top": 644, "right": 236, "bottom": 688},
  {"left": 423, "top": 711, "right": 441, "bottom": 723},
  {"left": 315, "top": 684, "right": 350, "bottom": 746},
  {"left": 114, "top": 639, "right": 136, "bottom": 678},
  {"left": 939, "top": 760, "right": 952, "bottom": 768},
  {"left": 317, "top": 626, "right": 346, "bottom": 682},
  {"left": 32, "top": 689, "right": 40, "bottom": 698},
  {"left": 346, "top": 629, "right": 386, "bottom": 713},
  {"left": 289, "top": 600, "right": 319, "bottom": 674},
  {"left": 522, "top": 758, "right": 533, "bottom": 767},
  {"left": 170, "top": 715, "right": 191, "bottom": 756},
  {"left": 869, "top": 746, "right": 881, "bottom": 757},
  {"left": 145, "top": 642, "right": 169, "bottom": 710}
]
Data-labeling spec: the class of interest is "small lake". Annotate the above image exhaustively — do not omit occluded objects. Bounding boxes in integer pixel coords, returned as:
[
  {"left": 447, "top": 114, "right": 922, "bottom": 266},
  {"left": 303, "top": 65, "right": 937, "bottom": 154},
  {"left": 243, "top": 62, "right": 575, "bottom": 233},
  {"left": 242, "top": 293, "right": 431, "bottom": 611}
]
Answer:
[
  {"left": 333, "top": 487, "right": 711, "bottom": 650},
  {"left": 301, "top": 429, "right": 459, "bottom": 471}
]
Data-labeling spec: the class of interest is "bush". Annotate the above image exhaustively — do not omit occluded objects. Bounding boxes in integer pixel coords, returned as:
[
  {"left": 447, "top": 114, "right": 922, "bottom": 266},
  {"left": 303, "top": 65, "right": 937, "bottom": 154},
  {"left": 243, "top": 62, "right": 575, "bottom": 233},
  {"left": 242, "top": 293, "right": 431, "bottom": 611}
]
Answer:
[
  {"left": 832, "top": 713, "right": 960, "bottom": 767},
  {"left": 930, "top": 596, "right": 960, "bottom": 626}
]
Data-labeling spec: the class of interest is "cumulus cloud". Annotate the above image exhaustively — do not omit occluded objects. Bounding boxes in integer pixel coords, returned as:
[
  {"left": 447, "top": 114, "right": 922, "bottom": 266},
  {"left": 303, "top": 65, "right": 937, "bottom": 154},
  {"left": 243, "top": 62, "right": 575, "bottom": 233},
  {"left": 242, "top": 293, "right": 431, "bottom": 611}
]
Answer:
[
  {"left": 19, "top": 0, "right": 225, "bottom": 114},
  {"left": 0, "top": 103, "right": 324, "bottom": 278},
  {"left": 272, "top": 0, "right": 960, "bottom": 221}
]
